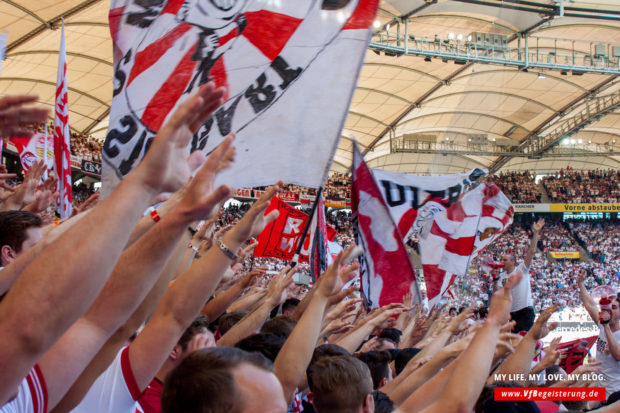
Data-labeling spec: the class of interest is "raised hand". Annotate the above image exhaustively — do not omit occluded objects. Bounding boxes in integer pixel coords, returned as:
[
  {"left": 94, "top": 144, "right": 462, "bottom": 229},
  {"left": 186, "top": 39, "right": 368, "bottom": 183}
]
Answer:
[
  {"left": 6, "top": 160, "right": 47, "bottom": 209},
  {"left": 576, "top": 269, "right": 588, "bottom": 284},
  {"left": 0, "top": 95, "right": 50, "bottom": 137},
  {"left": 133, "top": 82, "right": 226, "bottom": 194},
  {"left": 239, "top": 267, "right": 266, "bottom": 289},
  {"left": 538, "top": 337, "right": 562, "bottom": 370},
  {"left": 488, "top": 269, "right": 522, "bottom": 326},
  {"left": 533, "top": 218, "right": 545, "bottom": 233},
  {"left": 317, "top": 245, "right": 360, "bottom": 298},
  {"left": 265, "top": 266, "right": 296, "bottom": 306},
  {"left": 229, "top": 182, "right": 282, "bottom": 244},
  {"left": 172, "top": 135, "right": 235, "bottom": 222},
  {"left": 530, "top": 304, "right": 560, "bottom": 340}
]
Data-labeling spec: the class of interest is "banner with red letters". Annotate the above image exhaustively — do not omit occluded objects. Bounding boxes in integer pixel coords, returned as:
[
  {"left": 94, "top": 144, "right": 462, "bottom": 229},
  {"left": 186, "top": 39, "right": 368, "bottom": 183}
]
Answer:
[{"left": 254, "top": 197, "right": 308, "bottom": 261}]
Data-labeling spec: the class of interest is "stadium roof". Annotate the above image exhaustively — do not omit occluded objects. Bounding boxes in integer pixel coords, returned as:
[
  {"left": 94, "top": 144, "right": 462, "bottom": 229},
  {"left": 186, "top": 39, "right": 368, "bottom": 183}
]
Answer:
[{"left": 1, "top": 0, "right": 620, "bottom": 177}]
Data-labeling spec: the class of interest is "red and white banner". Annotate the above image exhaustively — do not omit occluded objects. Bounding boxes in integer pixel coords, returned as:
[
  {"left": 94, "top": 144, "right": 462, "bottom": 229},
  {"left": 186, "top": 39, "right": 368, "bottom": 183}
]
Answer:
[
  {"left": 254, "top": 197, "right": 309, "bottom": 261},
  {"left": 54, "top": 21, "right": 72, "bottom": 218},
  {"left": 421, "top": 182, "right": 514, "bottom": 305},
  {"left": 352, "top": 142, "right": 420, "bottom": 309},
  {"left": 102, "top": 0, "right": 379, "bottom": 196},
  {"left": 372, "top": 168, "right": 487, "bottom": 241},
  {"left": 9, "top": 132, "right": 54, "bottom": 172}
]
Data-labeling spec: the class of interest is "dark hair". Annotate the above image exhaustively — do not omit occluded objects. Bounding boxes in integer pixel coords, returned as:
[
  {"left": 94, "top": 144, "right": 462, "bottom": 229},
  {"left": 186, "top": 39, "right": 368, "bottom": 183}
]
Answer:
[
  {"left": 378, "top": 328, "right": 402, "bottom": 346},
  {"left": 218, "top": 311, "right": 248, "bottom": 335},
  {"left": 308, "top": 356, "right": 373, "bottom": 413},
  {"left": 261, "top": 315, "right": 297, "bottom": 338},
  {"left": 282, "top": 298, "right": 300, "bottom": 314},
  {"left": 394, "top": 348, "right": 421, "bottom": 376},
  {"left": 0, "top": 210, "right": 42, "bottom": 253},
  {"left": 162, "top": 347, "right": 273, "bottom": 413},
  {"left": 307, "top": 344, "right": 351, "bottom": 379},
  {"left": 235, "top": 333, "right": 286, "bottom": 362},
  {"left": 177, "top": 315, "right": 210, "bottom": 352},
  {"left": 355, "top": 351, "right": 392, "bottom": 389},
  {"left": 478, "top": 307, "right": 488, "bottom": 319},
  {"left": 373, "top": 391, "right": 394, "bottom": 413}
]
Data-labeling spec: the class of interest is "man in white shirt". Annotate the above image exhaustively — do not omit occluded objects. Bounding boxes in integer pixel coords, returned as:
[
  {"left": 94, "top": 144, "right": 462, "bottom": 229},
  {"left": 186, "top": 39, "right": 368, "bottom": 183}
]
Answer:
[{"left": 497, "top": 218, "right": 544, "bottom": 333}]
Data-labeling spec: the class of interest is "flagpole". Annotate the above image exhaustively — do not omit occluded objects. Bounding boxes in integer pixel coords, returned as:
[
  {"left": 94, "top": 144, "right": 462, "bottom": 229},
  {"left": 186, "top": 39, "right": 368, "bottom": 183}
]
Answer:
[
  {"left": 43, "top": 124, "right": 49, "bottom": 180},
  {"left": 291, "top": 186, "right": 323, "bottom": 267}
]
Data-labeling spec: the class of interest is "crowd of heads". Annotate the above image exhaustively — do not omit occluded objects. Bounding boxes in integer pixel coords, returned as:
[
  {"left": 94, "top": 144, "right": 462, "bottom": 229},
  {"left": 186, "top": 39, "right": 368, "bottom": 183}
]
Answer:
[{"left": 542, "top": 167, "right": 620, "bottom": 204}]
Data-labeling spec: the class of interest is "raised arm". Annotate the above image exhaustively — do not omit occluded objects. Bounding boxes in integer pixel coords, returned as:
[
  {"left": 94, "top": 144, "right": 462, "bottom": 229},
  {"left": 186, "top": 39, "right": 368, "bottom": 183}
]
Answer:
[
  {"left": 491, "top": 304, "right": 558, "bottom": 382},
  {"left": 274, "top": 247, "right": 358, "bottom": 403},
  {"left": 0, "top": 82, "right": 227, "bottom": 405},
  {"left": 524, "top": 218, "right": 544, "bottom": 268},
  {"left": 38, "top": 103, "right": 234, "bottom": 411},
  {"left": 217, "top": 267, "right": 293, "bottom": 347},
  {"left": 415, "top": 271, "right": 522, "bottom": 413},
  {"left": 577, "top": 269, "right": 600, "bottom": 323},
  {"left": 126, "top": 184, "right": 280, "bottom": 392},
  {"left": 201, "top": 267, "right": 265, "bottom": 322}
]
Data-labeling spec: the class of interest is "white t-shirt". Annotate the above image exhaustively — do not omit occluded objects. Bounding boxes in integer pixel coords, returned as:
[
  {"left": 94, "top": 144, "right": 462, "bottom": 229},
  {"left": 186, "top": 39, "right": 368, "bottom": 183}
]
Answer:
[
  {"left": 498, "top": 263, "right": 532, "bottom": 312},
  {"left": 0, "top": 365, "right": 47, "bottom": 413},
  {"left": 596, "top": 326, "right": 620, "bottom": 397},
  {"left": 71, "top": 347, "right": 141, "bottom": 413}
]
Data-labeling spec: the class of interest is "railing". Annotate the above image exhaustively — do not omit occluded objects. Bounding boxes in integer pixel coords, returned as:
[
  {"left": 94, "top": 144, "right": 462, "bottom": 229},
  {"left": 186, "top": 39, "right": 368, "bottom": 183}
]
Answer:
[{"left": 370, "top": 23, "right": 620, "bottom": 75}]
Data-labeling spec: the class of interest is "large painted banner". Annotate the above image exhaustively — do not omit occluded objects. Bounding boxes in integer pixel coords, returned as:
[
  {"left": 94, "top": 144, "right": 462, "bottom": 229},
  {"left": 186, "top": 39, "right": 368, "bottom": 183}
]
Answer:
[
  {"left": 372, "top": 168, "right": 487, "bottom": 241},
  {"left": 102, "top": 0, "right": 379, "bottom": 195}
]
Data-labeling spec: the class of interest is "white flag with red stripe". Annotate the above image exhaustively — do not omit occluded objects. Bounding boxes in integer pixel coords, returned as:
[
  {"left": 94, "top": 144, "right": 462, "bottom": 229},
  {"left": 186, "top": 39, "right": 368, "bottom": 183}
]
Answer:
[
  {"left": 372, "top": 167, "right": 487, "bottom": 242},
  {"left": 54, "top": 21, "right": 72, "bottom": 218},
  {"left": 352, "top": 142, "right": 421, "bottom": 309},
  {"left": 102, "top": 0, "right": 379, "bottom": 195},
  {"left": 420, "top": 182, "right": 514, "bottom": 305}
]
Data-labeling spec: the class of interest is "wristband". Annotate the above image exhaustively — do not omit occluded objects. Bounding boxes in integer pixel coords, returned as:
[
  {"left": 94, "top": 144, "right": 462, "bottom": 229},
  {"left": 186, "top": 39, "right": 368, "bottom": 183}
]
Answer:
[
  {"left": 188, "top": 226, "right": 197, "bottom": 237},
  {"left": 150, "top": 209, "right": 160, "bottom": 223},
  {"left": 188, "top": 244, "right": 199, "bottom": 254},
  {"left": 217, "top": 238, "right": 238, "bottom": 260}
]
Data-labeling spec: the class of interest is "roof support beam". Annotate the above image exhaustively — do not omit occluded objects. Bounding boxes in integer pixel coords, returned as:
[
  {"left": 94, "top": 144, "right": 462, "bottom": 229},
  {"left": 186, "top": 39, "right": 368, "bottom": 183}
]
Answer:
[
  {"left": 7, "top": 0, "right": 103, "bottom": 52},
  {"left": 3, "top": 1, "right": 50, "bottom": 27},
  {"left": 488, "top": 76, "right": 617, "bottom": 173},
  {"left": 6, "top": 50, "right": 112, "bottom": 66},
  {"left": 0, "top": 77, "right": 110, "bottom": 108},
  {"left": 82, "top": 107, "right": 111, "bottom": 134},
  {"left": 363, "top": 64, "right": 472, "bottom": 155}
]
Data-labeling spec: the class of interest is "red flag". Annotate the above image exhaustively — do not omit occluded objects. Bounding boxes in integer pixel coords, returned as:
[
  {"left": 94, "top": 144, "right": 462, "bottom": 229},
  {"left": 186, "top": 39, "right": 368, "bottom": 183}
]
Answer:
[
  {"left": 557, "top": 336, "right": 597, "bottom": 374},
  {"left": 254, "top": 197, "right": 309, "bottom": 261},
  {"left": 351, "top": 142, "right": 421, "bottom": 308},
  {"left": 54, "top": 20, "right": 72, "bottom": 218}
]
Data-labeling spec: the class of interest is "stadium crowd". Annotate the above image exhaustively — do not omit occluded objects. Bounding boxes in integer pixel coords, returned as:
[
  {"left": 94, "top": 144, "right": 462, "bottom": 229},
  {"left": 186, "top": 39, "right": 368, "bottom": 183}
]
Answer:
[
  {"left": 1, "top": 90, "right": 620, "bottom": 413},
  {"left": 30, "top": 122, "right": 103, "bottom": 162},
  {"left": 542, "top": 167, "right": 620, "bottom": 204},
  {"left": 493, "top": 171, "right": 542, "bottom": 204}
]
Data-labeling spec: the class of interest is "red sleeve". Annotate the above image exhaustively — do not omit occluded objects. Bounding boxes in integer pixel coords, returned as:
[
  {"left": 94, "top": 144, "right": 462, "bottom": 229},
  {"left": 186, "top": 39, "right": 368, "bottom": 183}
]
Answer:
[{"left": 121, "top": 346, "right": 144, "bottom": 401}]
